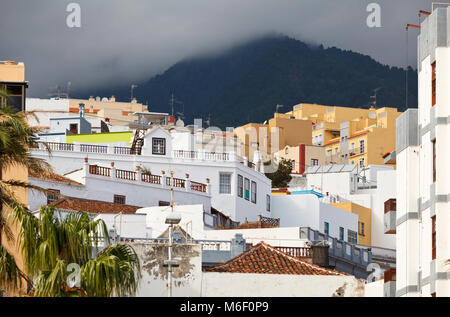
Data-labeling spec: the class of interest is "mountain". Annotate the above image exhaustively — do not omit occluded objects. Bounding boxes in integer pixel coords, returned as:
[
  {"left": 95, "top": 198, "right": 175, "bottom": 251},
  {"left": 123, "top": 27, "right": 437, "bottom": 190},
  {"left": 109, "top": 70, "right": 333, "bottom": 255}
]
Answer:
[{"left": 76, "top": 35, "right": 417, "bottom": 128}]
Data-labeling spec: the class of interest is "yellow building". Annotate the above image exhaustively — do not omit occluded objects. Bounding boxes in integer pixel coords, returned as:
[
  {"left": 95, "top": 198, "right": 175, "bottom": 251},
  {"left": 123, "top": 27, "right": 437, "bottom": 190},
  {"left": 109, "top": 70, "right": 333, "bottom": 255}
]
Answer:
[
  {"left": 0, "top": 60, "right": 29, "bottom": 295},
  {"left": 68, "top": 96, "right": 148, "bottom": 126},
  {"left": 0, "top": 60, "right": 27, "bottom": 112},
  {"left": 330, "top": 202, "right": 372, "bottom": 246},
  {"left": 274, "top": 144, "right": 326, "bottom": 174},
  {"left": 324, "top": 107, "right": 401, "bottom": 167},
  {"left": 234, "top": 116, "right": 312, "bottom": 162}
]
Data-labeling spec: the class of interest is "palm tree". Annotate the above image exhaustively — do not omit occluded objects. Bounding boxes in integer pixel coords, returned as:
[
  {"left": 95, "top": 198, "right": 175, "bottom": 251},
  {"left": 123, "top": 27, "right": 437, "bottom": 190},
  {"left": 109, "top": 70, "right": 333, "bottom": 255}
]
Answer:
[
  {"left": 1, "top": 205, "right": 141, "bottom": 297},
  {"left": 0, "top": 103, "right": 142, "bottom": 296}
]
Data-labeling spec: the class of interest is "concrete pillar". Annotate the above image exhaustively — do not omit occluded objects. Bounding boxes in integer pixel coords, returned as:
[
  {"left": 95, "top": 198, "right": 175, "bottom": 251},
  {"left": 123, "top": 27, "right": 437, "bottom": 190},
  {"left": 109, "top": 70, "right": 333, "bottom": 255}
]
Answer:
[
  {"left": 162, "top": 170, "right": 167, "bottom": 188},
  {"left": 243, "top": 156, "right": 248, "bottom": 167},
  {"left": 136, "top": 165, "right": 142, "bottom": 182},
  {"left": 231, "top": 234, "right": 246, "bottom": 258},
  {"left": 111, "top": 162, "right": 116, "bottom": 179},
  {"left": 74, "top": 143, "right": 81, "bottom": 152},
  {"left": 83, "top": 157, "right": 89, "bottom": 176},
  {"left": 206, "top": 178, "right": 211, "bottom": 195},
  {"left": 107, "top": 145, "right": 115, "bottom": 155},
  {"left": 185, "top": 173, "right": 191, "bottom": 192}
]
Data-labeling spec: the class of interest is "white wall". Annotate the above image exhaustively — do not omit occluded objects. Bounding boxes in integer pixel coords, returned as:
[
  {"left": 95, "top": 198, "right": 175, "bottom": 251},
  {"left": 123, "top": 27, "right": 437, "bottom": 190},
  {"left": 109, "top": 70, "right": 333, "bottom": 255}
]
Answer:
[
  {"left": 271, "top": 194, "right": 358, "bottom": 242},
  {"left": 93, "top": 213, "right": 150, "bottom": 239},
  {"left": 364, "top": 279, "right": 384, "bottom": 297},
  {"left": 30, "top": 147, "right": 272, "bottom": 223},
  {"left": 202, "top": 273, "right": 365, "bottom": 297}
]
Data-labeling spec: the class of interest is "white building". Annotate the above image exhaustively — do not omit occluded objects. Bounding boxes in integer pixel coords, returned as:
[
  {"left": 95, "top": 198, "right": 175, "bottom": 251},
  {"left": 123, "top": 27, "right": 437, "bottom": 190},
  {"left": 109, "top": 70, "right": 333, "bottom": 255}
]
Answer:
[
  {"left": 391, "top": 7, "right": 450, "bottom": 297},
  {"left": 302, "top": 164, "right": 396, "bottom": 250},
  {"left": 30, "top": 126, "right": 272, "bottom": 223},
  {"left": 271, "top": 194, "right": 358, "bottom": 243},
  {"left": 28, "top": 160, "right": 212, "bottom": 216}
]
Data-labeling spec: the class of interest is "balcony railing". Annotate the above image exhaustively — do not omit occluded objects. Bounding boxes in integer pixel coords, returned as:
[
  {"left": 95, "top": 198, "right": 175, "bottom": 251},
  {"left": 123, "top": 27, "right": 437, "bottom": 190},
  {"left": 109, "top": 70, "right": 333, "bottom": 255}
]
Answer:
[
  {"left": 275, "top": 247, "right": 311, "bottom": 258},
  {"left": 89, "top": 165, "right": 111, "bottom": 177},
  {"left": 116, "top": 169, "right": 136, "bottom": 181},
  {"left": 191, "top": 181, "right": 207, "bottom": 193},
  {"left": 349, "top": 148, "right": 365, "bottom": 157},
  {"left": 114, "top": 147, "right": 132, "bottom": 155},
  {"left": 166, "top": 177, "right": 186, "bottom": 189},
  {"left": 46, "top": 142, "right": 74, "bottom": 151},
  {"left": 80, "top": 144, "right": 107, "bottom": 154},
  {"left": 141, "top": 174, "right": 162, "bottom": 185}
]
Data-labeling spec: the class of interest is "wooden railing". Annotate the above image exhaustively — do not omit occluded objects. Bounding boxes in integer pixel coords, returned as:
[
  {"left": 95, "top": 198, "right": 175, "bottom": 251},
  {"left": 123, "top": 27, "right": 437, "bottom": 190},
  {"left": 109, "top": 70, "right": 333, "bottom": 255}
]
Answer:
[
  {"left": 275, "top": 247, "right": 311, "bottom": 258},
  {"left": 384, "top": 199, "right": 396, "bottom": 214},
  {"left": 89, "top": 165, "right": 111, "bottom": 177},
  {"left": 80, "top": 144, "right": 107, "bottom": 154},
  {"left": 141, "top": 174, "right": 161, "bottom": 185},
  {"left": 191, "top": 181, "right": 207, "bottom": 193},
  {"left": 116, "top": 169, "right": 136, "bottom": 181},
  {"left": 166, "top": 177, "right": 186, "bottom": 189}
]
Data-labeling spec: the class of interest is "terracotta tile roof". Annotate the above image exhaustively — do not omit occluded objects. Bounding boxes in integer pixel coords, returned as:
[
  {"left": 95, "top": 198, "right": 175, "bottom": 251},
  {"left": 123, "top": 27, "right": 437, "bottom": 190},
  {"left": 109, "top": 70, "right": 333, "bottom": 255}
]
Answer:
[
  {"left": 349, "top": 130, "right": 370, "bottom": 139},
  {"left": 382, "top": 148, "right": 396, "bottom": 159},
  {"left": 51, "top": 196, "right": 141, "bottom": 214},
  {"left": 204, "top": 243, "right": 347, "bottom": 276},
  {"left": 325, "top": 138, "right": 340, "bottom": 146},
  {"left": 29, "top": 170, "right": 83, "bottom": 186}
]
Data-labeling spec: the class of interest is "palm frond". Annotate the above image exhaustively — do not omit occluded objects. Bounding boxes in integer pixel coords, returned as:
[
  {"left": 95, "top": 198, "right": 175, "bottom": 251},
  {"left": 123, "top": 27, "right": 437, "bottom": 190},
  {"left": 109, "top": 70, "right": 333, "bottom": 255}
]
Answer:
[{"left": 0, "top": 245, "right": 22, "bottom": 291}]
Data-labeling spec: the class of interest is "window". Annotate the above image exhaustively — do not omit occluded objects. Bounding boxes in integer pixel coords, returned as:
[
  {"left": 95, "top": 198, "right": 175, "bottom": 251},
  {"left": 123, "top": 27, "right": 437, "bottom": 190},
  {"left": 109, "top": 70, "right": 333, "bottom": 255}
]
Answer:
[
  {"left": 266, "top": 195, "right": 271, "bottom": 212},
  {"left": 244, "top": 178, "right": 250, "bottom": 200},
  {"left": 291, "top": 160, "right": 296, "bottom": 171},
  {"left": 219, "top": 173, "right": 231, "bottom": 194},
  {"left": 359, "top": 140, "right": 365, "bottom": 154},
  {"left": 350, "top": 143, "right": 355, "bottom": 154},
  {"left": 351, "top": 160, "right": 355, "bottom": 165},
  {"left": 334, "top": 147, "right": 339, "bottom": 155},
  {"left": 1, "top": 84, "right": 25, "bottom": 112},
  {"left": 159, "top": 201, "right": 170, "bottom": 207},
  {"left": 432, "top": 139, "right": 436, "bottom": 183},
  {"left": 432, "top": 216, "right": 436, "bottom": 260},
  {"left": 348, "top": 230, "right": 358, "bottom": 244},
  {"left": 238, "top": 175, "right": 243, "bottom": 198},
  {"left": 47, "top": 189, "right": 61, "bottom": 205},
  {"left": 432, "top": 62, "right": 436, "bottom": 106},
  {"left": 152, "top": 138, "right": 166, "bottom": 155},
  {"left": 251, "top": 181, "right": 257, "bottom": 204},
  {"left": 339, "top": 227, "right": 344, "bottom": 241},
  {"left": 69, "top": 123, "right": 78, "bottom": 134},
  {"left": 311, "top": 159, "right": 319, "bottom": 166},
  {"left": 359, "top": 222, "right": 365, "bottom": 236},
  {"left": 114, "top": 195, "right": 126, "bottom": 205},
  {"left": 326, "top": 149, "right": 332, "bottom": 156},
  {"left": 324, "top": 222, "right": 330, "bottom": 235},
  {"left": 359, "top": 158, "right": 365, "bottom": 168}
]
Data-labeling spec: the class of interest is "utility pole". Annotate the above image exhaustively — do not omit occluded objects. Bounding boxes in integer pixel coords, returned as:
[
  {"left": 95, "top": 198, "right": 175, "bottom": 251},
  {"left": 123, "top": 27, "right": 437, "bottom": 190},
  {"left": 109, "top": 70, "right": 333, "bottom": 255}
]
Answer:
[
  {"left": 131, "top": 84, "right": 138, "bottom": 101},
  {"left": 164, "top": 171, "right": 181, "bottom": 297}
]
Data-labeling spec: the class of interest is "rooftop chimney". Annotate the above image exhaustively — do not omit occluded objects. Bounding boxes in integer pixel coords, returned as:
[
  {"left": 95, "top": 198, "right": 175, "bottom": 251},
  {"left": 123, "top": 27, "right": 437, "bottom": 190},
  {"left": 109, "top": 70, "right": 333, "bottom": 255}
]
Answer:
[
  {"left": 110, "top": 96, "right": 116, "bottom": 102},
  {"left": 79, "top": 103, "right": 85, "bottom": 118}
]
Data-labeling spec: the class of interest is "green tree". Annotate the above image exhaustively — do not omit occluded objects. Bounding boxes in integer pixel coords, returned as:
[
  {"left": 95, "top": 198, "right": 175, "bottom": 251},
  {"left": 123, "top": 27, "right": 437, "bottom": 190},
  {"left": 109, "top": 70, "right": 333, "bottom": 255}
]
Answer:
[
  {"left": 264, "top": 158, "right": 293, "bottom": 188},
  {"left": 0, "top": 206, "right": 141, "bottom": 297},
  {"left": 0, "top": 105, "right": 141, "bottom": 296}
]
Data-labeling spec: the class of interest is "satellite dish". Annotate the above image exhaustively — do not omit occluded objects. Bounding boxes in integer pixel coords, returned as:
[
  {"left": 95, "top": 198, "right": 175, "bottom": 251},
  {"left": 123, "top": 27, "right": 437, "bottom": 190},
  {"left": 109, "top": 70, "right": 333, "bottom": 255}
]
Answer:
[
  {"left": 176, "top": 119, "right": 185, "bottom": 127},
  {"left": 101, "top": 97, "right": 109, "bottom": 102}
]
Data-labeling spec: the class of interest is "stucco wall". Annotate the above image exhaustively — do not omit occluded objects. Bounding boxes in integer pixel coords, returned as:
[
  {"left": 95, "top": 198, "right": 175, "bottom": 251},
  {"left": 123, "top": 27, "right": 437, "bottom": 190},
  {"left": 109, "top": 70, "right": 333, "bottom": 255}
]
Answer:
[
  {"left": 133, "top": 243, "right": 202, "bottom": 297},
  {"left": 202, "top": 272, "right": 365, "bottom": 297}
]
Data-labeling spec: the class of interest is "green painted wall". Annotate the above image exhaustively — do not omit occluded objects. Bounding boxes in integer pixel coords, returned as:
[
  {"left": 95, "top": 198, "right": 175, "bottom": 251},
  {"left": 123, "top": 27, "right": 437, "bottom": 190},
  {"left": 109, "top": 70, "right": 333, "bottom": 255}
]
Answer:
[{"left": 66, "top": 131, "right": 133, "bottom": 145}]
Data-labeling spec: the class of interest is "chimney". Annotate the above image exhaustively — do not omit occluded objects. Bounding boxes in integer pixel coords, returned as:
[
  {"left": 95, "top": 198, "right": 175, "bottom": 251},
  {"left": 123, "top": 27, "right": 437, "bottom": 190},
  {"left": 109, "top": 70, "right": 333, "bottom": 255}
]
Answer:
[
  {"left": 79, "top": 103, "right": 85, "bottom": 118},
  {"left": 110, "top": 96, "right": 116, "bottom": 102},
  {"left": 131, "top": 98, "right": 137, "bottom": 104},
  {"left": 311, "top": 244, "right": 330, "bottom": 268}
]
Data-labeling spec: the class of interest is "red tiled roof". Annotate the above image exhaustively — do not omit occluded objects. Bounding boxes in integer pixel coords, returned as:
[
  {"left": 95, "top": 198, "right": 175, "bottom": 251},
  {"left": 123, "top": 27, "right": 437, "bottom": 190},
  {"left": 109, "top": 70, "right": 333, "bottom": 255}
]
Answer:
[
  {"left": 349, "top": 130, "right": 370, "bottom": 139},
  {"left": 325, "top": 138, "right": 340, "bottom": 146},
  {"left": 204, "top": 243, "right": 347, "bottom": 276},
  {"left": 51, "top": 197, "right": 141, "bottom": 214},
  {"left": 29, "top": 170, "right": 83, "bottom": 186}
]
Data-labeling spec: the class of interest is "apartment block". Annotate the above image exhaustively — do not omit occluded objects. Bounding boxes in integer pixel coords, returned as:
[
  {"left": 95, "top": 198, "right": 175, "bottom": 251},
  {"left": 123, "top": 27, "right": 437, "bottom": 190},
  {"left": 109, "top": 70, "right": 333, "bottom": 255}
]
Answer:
[{"left": 391, "top": 7, "right": 450, "bottom": 297}]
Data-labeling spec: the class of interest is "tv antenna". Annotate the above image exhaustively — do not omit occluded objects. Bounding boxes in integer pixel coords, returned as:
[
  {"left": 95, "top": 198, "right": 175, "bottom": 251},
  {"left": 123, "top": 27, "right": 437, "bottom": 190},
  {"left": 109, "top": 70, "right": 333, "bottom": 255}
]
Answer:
[
  {"left": 131, "top": 84, "right": 138, "bottom": 101},
  {"left": 369, "top": 87, "right": 381, "bottom": 108},
  {"left": 275, "top": 104, "right": 284, "bottom": 113}
]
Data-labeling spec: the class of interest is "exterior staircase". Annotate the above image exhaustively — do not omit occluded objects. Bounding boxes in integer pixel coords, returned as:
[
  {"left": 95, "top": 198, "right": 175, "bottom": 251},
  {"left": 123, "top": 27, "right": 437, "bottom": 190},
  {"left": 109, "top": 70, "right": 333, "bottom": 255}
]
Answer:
[{"left": 130, "top": 129, "right": 145, "bottom": 155}]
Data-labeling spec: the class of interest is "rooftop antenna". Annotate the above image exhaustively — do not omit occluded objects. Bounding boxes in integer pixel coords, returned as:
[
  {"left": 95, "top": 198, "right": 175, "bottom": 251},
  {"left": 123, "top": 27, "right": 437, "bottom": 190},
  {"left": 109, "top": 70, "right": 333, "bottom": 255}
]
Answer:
[
  {"left": 169, "top": 93, "right": 175, "bottom": 117},
  {"left": 405, "top": 23, "right": 421, "bottom": 110},
  {"left": 369, "top": 87, "right": 381, "bottom": 109},
  {"left": 131, "top": 84, "right": 138, "bottom": 101},
  {"left": 275, "top": 104, "right": 284, "bottom": 113},
  {"left": 205, "top": 113, "right": 211, "bottom": 127},
  {"left": 66, "top": 82, "right": 72, "bottom": 99}
]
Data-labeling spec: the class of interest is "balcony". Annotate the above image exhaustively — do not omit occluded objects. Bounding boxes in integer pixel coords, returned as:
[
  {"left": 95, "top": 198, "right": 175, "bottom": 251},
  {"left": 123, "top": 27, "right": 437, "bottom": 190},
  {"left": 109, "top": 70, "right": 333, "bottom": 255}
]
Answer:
[
  {"left": 349, "top": 147, "right": 365, "bottom": 158},
  {"left": 383, "top": 268, "right": 396, "bottom": 297},
  {"left": 384, "top": 199, "right": 396, "bottom": 234}
]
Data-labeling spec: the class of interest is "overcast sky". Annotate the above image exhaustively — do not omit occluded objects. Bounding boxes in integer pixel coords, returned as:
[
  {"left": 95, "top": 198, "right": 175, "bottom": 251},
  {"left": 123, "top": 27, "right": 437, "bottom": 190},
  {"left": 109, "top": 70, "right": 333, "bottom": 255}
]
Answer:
[{"left": 0, "top": 0, "right": 434, "bottom": 97}]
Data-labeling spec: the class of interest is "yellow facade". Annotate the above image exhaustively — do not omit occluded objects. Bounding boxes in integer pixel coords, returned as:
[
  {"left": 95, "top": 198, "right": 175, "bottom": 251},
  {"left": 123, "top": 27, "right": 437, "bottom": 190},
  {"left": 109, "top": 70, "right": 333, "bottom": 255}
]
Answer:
[
  {"left": 324, "top": 107, "right": 401, "bottom": 167},
  {"left": 234, "top": 116, "right": 312, "bottom": 162},
  {"left": 0, "top": 60, "right": 29, "bottom": 295},
  {"left": 330, "top": 202, "right": 372, "bottom": 246}
]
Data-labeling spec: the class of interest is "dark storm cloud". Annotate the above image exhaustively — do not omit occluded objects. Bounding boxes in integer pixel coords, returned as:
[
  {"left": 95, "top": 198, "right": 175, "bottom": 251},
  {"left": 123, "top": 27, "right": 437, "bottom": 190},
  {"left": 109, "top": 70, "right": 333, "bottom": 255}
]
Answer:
[{"left": 0, "top": 0, "right": 434, "bottom": 97}]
